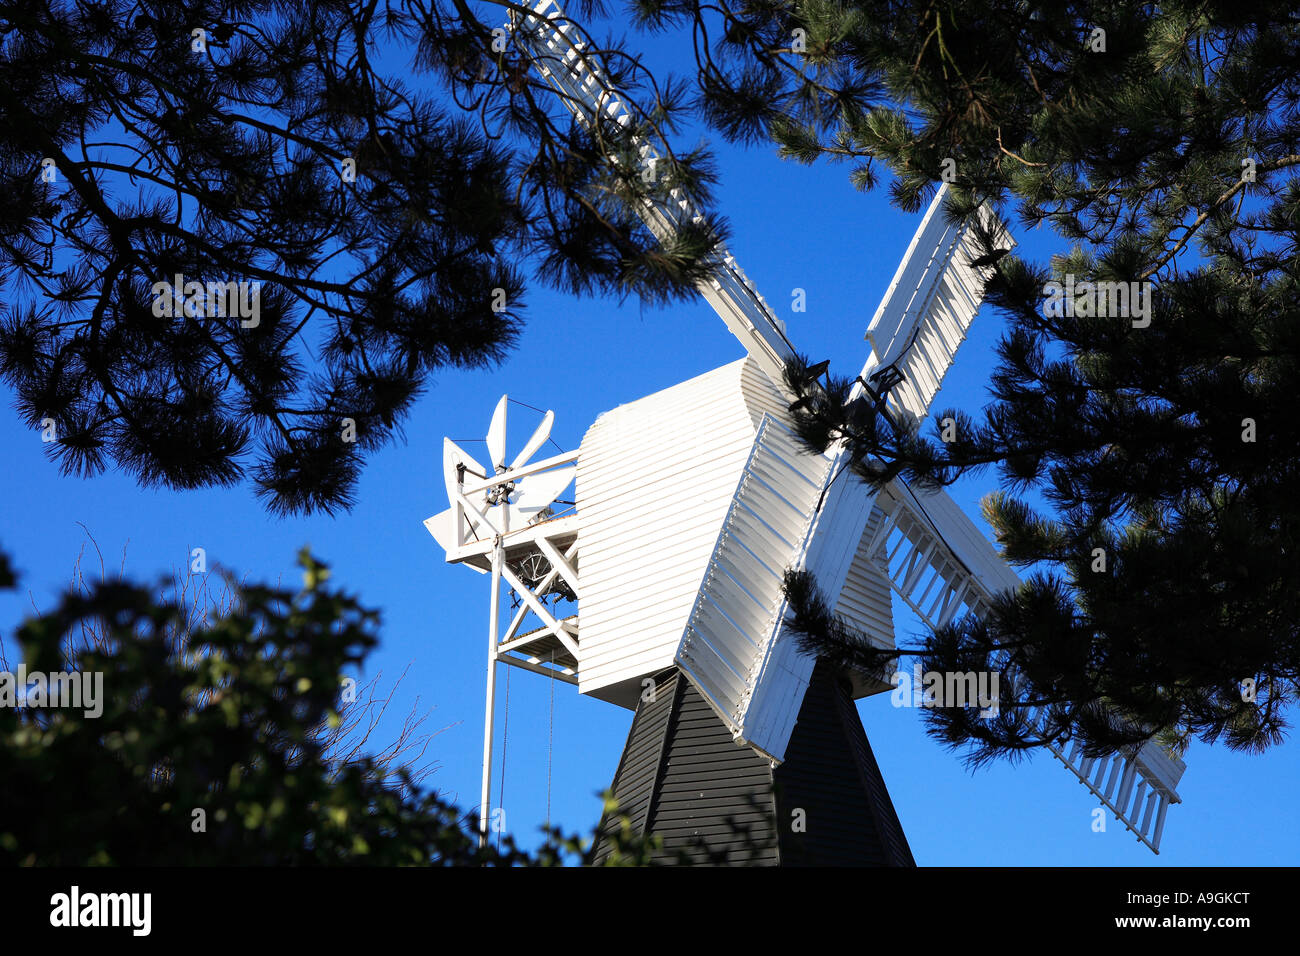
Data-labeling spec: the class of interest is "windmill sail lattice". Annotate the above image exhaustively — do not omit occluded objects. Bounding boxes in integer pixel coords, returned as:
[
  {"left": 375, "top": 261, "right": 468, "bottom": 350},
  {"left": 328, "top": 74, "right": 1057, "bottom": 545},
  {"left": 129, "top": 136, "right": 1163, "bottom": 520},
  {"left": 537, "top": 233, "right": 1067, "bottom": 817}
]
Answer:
[
  {"left": 421, "top": 0, "right": 1186, "bottom": 857},
  {"left": 511, "top": 0, "right": 796, "bottom": 386}
]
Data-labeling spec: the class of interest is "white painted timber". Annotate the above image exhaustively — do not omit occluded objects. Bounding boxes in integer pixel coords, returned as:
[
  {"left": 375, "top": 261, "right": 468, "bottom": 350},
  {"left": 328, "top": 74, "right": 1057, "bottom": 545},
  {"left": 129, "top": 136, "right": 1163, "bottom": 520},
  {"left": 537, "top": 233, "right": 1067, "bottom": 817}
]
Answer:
[
  {"left": 488, "top": 0, "right": 1185, "bottom": 855},
  {"left": 878, "top": 480, "right": 1184, "bottom": 852},
  {"left": 888, "top": 482, "right": 1023, "bottom": 602},
  {"left": 575, "top": 358, "right": 794, "bottom": 706},
  {"left": 509, "top": 0, "right": 796, "bottom": 390},
  {"left": 834, "top": 504, "right": 898, "bottom": 650},
  {"left": 1029, "top": 709, "right": 1185, "bottom": 854},
  {"left": 739, "top": 465, "right": 899, "bottom": 759},
  {"left": 676, "top": 414, "right": 831, "bottom": 758},
  {"left": 862, "top": 185, "right": 1014, "bottom": 423}
]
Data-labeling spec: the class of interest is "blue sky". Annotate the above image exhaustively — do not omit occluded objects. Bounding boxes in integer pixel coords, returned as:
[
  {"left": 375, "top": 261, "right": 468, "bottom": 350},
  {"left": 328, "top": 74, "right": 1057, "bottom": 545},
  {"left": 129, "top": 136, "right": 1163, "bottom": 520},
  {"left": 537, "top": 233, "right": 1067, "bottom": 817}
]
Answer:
[{"left": 1, "top": 13, "right": 1295, "bottom": 866}]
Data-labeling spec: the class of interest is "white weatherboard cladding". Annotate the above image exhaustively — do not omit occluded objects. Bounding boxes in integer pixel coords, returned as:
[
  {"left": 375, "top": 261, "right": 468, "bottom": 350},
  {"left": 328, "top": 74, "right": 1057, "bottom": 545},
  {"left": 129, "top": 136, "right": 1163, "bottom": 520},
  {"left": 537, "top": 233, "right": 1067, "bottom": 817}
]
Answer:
[
  {"left": 676, "top": 415, "right": 831, "bottom": 757},
  {"left": 834, "top": 505, "right": 897, "bottom": 649},
  {"left": 575, "top": 358, "right": 791, "bottom": 704}
]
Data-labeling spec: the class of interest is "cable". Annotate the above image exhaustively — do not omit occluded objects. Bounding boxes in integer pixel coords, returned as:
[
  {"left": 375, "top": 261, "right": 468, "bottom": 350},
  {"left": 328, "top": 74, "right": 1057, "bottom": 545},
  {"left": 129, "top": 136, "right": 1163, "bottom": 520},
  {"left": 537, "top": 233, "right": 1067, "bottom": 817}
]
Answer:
[
  {"left": 814, "top": 455, "right": 853, "bottom": 514},
  {"left": 505, "top": 397, "right": 548, "bottom": 413},
  {"left": 506, "top": 397, "right": 567, "bottom": 454}
]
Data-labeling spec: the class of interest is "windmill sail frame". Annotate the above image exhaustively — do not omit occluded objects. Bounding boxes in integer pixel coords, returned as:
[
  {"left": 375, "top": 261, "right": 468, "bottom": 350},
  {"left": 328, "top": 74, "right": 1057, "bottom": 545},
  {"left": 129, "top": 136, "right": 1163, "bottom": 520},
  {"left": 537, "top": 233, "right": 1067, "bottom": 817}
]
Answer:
[{"left": 420, "top": 0, "right": 1188, "bottom": 856}]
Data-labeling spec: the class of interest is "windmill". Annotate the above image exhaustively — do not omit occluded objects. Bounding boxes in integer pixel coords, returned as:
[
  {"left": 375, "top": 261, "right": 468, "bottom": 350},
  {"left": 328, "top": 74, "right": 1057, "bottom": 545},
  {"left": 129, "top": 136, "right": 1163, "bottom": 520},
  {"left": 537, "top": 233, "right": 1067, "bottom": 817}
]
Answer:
[{"left": 423, "top": 0, "right": 1187, "bottom": 862}]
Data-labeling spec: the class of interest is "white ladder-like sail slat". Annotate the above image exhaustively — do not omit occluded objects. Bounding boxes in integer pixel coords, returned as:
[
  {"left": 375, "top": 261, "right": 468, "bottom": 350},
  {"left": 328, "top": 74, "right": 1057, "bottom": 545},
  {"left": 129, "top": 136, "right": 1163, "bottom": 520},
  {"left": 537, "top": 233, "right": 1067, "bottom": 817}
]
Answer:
[
  {"left": 861, "top": 184, "right": 1014, "bottom": 423},
  {"left": 834, "top": 515, "right": 898, "bottom": 649},
  {"left": 676, "top": 415, "right": 832, "bottom": 754},
  {"left": 509, "top": 0, "right": 796, "bottom": 388},
  {"left": 736, "top": 212, "right": 1012, "bottom": 745},
  {"left": 875, "top": 480, "right": 1185, "bottom": 854}
]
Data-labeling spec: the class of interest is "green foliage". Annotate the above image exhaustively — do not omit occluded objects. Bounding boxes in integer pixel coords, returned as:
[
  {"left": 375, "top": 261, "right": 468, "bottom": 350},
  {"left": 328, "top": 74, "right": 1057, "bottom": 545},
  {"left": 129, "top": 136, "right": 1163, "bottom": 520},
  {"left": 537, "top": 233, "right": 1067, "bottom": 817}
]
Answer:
[
  {"left": 0, "top": 0, "right": 724, "bottom": 515},
  {"left": 586, "top": 793, "right": 665, "bottom": 866},
  {"left": 0, "top": 545, "right": 657, "bottom": 865},
  {"left": 659, "top": 1, "right": 1300, "bottom": 760},
  {"left": 780, "top": 567, "right": 896, "bottom": 685}
]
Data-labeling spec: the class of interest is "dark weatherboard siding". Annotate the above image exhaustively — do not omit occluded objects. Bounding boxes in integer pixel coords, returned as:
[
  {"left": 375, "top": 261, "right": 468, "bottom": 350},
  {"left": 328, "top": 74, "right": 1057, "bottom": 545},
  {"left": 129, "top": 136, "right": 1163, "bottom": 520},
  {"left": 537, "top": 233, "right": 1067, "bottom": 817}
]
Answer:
[
  {"left": 590, "top": 669, "right": 778, "bottom": 865},
  {"left": 773, "top": 663, "right": 915, "bottom": 866},
  {"left": 590, "top": 663, "right": 915, "bottom": 866}
]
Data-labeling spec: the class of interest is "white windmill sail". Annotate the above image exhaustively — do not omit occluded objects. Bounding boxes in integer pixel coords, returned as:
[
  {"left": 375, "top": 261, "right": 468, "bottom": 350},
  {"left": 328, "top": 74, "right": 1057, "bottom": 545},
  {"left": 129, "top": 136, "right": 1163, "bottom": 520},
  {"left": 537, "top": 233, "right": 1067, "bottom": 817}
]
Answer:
[
  {"left": 855, "top": 198, "right": 1185, "bottom": 850},
  {"left": 862, "top": 185, "right": 1013, "bottom": 423},
  {"left": 674, "top": 411, "right": 835, "bottom": 732},
  {"left": 865, "top": 482, "right": 1186, "bottom": 852},
  {"left": 719, "top": 182, "right": 1015, "bottom": 760},
  {"left": 508, "top": 0, "right": 796, "bottom": 388}
]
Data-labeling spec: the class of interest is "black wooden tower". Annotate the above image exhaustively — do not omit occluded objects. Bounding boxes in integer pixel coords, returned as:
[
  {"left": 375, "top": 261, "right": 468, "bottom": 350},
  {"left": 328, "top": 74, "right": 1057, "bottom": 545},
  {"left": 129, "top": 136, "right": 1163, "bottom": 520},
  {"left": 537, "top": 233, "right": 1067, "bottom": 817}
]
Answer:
[{"left": 590, "top": 662, "right": 915, "bottom": 866}]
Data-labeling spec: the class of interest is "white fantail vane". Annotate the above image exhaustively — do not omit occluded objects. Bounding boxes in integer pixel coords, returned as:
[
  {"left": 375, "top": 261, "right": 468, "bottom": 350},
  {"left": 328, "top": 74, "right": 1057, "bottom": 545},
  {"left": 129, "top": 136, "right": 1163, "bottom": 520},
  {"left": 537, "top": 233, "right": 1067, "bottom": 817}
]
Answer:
[{"left": 425, "top": 396, "right": 575, "bottom": 553}]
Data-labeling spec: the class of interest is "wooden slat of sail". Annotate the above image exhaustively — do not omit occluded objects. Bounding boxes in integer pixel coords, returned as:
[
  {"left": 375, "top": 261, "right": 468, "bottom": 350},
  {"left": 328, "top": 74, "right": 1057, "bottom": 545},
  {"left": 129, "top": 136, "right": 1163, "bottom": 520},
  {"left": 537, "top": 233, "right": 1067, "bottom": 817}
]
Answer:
[
  {"left": 675, "top": 415, "right": 831, "bottom": 759},
  {"left": 512, "top": 0, "right": 795, "bottom": 390},
  {"left": 879, "top": 481, "right": 1186, "bottom": 853},
  {"left": 862, "top": 185, "right": 1014, "bottom": 424}
]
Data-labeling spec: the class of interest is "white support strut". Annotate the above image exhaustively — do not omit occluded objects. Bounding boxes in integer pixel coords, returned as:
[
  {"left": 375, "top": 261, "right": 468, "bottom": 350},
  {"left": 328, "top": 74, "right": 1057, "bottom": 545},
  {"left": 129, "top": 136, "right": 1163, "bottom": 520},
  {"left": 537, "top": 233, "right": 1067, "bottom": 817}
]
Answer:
[{"left": 480, "top": 537, "right": 504, "bottom": 847}]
